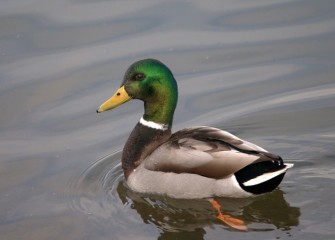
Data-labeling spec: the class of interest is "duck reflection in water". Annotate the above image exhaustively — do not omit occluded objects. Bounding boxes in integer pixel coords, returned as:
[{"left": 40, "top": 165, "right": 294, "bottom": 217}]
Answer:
[{"left": 116, "top": 180, "right": 300, "bottom": 239}]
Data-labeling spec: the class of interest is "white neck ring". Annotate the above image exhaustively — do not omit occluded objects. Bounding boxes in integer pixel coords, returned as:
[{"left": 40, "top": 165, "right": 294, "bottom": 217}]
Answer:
[{"left": 140, "top": 117, "right": 169, "bottom": 131}]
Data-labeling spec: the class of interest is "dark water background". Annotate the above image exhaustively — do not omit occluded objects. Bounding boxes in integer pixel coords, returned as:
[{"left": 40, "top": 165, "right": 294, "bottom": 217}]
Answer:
[{"left": 1, "top": 1, "right": 335, "bottom": 239}]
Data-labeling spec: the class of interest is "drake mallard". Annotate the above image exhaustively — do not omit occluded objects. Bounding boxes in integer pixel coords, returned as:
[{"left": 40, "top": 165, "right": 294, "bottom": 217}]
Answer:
[{"left": 97, "top": 59, "right": 293, "bottom": 199}]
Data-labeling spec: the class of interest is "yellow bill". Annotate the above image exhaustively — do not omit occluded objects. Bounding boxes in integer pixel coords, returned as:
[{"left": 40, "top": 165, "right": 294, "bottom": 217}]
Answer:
[{"left": 97, "top": 85, "right": 131, "bottom": 113}]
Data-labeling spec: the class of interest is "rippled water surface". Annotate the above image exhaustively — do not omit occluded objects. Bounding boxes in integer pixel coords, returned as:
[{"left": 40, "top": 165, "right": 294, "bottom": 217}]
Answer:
[{"left": 1, "top": 1, "right": 335, "bottom": 239}]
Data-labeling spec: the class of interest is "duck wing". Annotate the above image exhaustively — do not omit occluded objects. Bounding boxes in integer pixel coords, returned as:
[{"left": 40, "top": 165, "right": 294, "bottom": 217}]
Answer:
[{"left": 144, "top": 126, "right": 284, "bottom": 179}]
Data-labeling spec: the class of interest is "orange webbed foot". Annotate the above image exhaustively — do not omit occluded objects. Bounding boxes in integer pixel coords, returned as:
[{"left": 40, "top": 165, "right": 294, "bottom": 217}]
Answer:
[{"left": 210, "top": 199, "right": 248, "bottom": 231}]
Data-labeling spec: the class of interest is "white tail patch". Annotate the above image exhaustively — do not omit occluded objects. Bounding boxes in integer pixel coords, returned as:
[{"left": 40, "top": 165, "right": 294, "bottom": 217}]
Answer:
[{"left": 243, "top": 163, "right": 294, "bottom": 187}]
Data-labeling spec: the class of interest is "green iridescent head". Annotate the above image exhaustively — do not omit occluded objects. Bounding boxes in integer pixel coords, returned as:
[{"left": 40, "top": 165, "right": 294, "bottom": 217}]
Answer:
[{"left": 97, "top": 59, "right": 178, "bottom": 126}]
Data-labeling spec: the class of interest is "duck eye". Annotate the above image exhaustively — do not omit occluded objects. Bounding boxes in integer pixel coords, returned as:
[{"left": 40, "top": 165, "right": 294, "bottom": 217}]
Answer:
[{"left": 134, "top": 73, "right": 145, "bottom": 81}]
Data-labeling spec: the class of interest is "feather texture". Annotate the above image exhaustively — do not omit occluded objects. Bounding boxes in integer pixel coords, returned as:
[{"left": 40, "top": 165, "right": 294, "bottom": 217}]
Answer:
[
  {"left": 126, "top": 126, "right": 291, "bottom": 198},
  {"left": 144, "top": 126, "right": 282, "bottom": 179},
  {"left": 97, "top": 59, "right": 293, "bottom": 198}
]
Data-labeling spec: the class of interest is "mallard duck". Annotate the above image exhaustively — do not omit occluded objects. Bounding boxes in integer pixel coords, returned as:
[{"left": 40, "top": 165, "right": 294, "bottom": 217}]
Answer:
[{"left": 97, "top": 59, "right": 293, "bottom": 199}]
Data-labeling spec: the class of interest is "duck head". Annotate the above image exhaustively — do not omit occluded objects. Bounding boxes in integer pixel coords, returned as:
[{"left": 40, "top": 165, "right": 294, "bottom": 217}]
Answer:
[{"left": 97, "top": 59, "right": 178, "bottom": 126}]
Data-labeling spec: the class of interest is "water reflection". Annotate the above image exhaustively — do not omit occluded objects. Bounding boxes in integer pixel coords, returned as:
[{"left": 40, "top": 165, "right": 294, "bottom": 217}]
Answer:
[
  {"left": 2, "top": 0, "right": 334, "bottom": 238},
  {"left": 117, "top": 183, "right": 300, "bottom": 238},
  {"left": 70, "top": 153, "right": 300, "bottom": 239}
]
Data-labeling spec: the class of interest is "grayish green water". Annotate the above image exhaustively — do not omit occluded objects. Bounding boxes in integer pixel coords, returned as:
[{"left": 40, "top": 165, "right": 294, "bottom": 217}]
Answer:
[{"left": 1, "top": 1, "right": 335, "bottom": 239}]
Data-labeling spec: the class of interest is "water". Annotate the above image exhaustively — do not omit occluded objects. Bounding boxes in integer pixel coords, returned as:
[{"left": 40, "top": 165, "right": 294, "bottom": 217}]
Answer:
[{"left": 1, "top": 0, "right": 335, "bottom": 239}]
